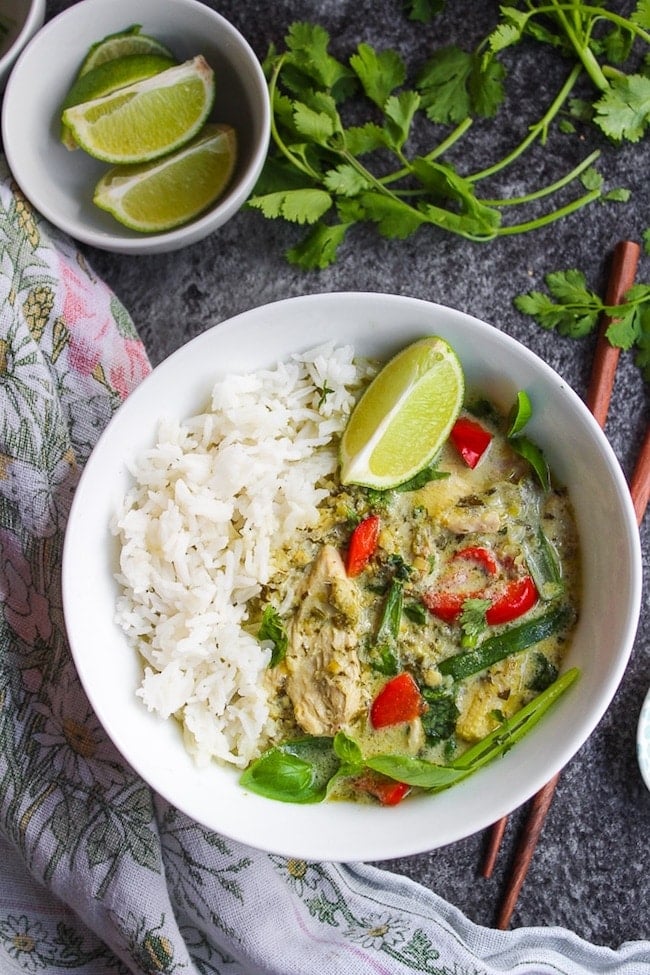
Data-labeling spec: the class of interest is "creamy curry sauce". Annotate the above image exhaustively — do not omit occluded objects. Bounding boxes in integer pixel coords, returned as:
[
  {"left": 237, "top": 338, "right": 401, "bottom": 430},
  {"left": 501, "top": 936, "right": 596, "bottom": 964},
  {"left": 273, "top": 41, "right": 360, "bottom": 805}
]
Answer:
[{"left": 250, "top": 399, "right": 580, "bottom": 803}]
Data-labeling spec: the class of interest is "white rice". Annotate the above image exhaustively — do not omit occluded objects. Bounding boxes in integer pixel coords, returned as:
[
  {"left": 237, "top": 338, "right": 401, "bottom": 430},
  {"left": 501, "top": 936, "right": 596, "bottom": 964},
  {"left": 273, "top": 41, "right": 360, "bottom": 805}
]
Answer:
[{"left": 112, "top": 342, "right": 365, "bottom": 768}]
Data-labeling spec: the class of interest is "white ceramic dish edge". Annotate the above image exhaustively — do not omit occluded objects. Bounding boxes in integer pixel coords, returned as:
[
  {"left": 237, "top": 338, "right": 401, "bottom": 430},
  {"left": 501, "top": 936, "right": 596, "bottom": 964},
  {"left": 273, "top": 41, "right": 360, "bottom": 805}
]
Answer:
[
  {"left": 0, "top": 0, "right": 45, "bottom": 90},
  {"left": 62, "top": 292, "right": 643, "bottom": 861},
  {"left": 637, "top": 687, "right": 650, "bottom": 792}
]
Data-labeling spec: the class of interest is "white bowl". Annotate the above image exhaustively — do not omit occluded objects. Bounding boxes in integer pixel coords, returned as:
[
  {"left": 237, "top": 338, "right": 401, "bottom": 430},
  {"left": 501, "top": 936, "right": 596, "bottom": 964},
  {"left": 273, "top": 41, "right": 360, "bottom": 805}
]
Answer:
[
  {"left": 62, "top": 293, "right": 642, "bottom": 861},
  {"left": 0, "top": 0, "right": 44, "bottom": 90},
  {"left": 637, "top": 687, "right": 650, "bottom": 791},
  {"left": 1, "top": 0, "right": 270, "bottom": 254}
]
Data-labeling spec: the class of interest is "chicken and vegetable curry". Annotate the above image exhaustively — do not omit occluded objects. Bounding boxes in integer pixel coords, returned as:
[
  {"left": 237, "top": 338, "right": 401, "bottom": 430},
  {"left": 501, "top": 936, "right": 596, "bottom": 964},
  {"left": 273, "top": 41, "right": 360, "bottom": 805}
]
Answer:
[{"left": 241, "top": 388, "right": 580, "bottom": 806}]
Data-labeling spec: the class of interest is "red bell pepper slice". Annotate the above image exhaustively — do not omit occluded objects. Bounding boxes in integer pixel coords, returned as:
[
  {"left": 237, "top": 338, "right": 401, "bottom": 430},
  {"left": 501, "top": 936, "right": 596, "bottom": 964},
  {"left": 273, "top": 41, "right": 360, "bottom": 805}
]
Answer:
[
  {"left": 370, "top": 672, "right": 425, "bottom": 728},
  {"left": 454, "top": 546, "right": 498, "bottom": 575},
  {"left": 450, "top": 417, "right": 492, "bottom": 469},
  {"left": 345, "top": 514, "right": 380, "bottom": 577},
  {"left": 352, "top": 772, "right": 411, "bottom": 806},
  {"left": 485, "top": 576, "right": 538, "bottom": 625},
  {"left": 422, "top": 546, "right": 498, "bottom": 623},
  {"left": 421, "top": 589, "right": 464, "bottom": 623}
]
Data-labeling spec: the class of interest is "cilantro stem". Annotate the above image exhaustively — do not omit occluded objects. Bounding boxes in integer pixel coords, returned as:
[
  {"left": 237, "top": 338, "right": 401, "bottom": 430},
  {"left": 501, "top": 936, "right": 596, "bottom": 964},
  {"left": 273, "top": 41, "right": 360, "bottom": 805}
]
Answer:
[
  {"left": 531, "top": 3, "right": 650, "bottom": 46},
  {"left": 268, "top": 54, "right": 322, "bottom": 183},
  {"left": 339, "top": 148, "right": 407, "bottom": 206},
  {"left": 549, "top": 0, "right": 609, "bottom": 91},
  {"left": 468, "top": 64, "right": 582, "bottom": 183},
  {"left": 481, "top": 149, "right": 601, "bottom": 207},
  {"left": 496, "top": 187, "right": 601, "bottom": 235},
  {"left": 379, "top": 118, "right": 474, "bottom": 187}
]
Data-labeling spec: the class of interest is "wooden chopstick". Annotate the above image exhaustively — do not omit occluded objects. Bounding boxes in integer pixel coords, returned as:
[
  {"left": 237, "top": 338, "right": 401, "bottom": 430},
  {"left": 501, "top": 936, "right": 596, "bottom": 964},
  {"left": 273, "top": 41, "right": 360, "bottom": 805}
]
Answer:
[
  {"left": 629, "top": 423, "right": 650, "bottom": 526},
  {"left": 586, "top": 239, "right": 641, "bottom": 426},
  {"left": 481, "top": 239, "right": 644, "bottom": 925}
]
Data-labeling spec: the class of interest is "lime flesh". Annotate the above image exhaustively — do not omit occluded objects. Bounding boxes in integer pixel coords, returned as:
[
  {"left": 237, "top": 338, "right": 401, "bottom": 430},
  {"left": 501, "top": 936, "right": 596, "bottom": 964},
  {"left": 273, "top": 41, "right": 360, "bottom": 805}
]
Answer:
[
  {"left": 60, "top": 53, "right": 177, "bottom": 149},
  {"left": 61, "top": 56, "right": 215, "bottom": 164},
  {"left": 93, "top": 123, "right": 237, "bottom": 232},
  {"left": 339, "top": 336, "right": 465, "bottom": 489}
]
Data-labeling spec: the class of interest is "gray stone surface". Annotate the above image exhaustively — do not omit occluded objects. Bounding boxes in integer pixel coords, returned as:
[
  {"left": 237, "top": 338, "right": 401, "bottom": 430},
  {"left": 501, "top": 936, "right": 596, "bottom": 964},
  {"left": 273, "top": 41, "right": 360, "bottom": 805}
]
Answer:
[{"left": 40, "top": 0, "right": 650, "bottom": 951}]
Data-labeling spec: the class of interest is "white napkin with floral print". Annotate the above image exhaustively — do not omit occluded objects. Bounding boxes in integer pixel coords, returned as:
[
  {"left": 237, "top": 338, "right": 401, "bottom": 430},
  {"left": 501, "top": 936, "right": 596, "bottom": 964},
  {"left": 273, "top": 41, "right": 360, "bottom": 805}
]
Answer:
[{"left": 1, "top": 156, "right": 649, "bottom": 975}]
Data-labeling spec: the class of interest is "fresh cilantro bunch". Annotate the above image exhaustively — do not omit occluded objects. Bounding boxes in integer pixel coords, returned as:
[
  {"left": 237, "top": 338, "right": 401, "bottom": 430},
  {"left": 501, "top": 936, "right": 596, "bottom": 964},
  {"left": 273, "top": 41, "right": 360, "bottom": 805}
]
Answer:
[
  {"left": 515, "top": 265, "right": 650, "bottom": 379},
  {"left": 483, "top": 1, "right": 650, "bottom": 142},
  {"left": 248, "top": 22, "right": 614, "bottom": 270}
]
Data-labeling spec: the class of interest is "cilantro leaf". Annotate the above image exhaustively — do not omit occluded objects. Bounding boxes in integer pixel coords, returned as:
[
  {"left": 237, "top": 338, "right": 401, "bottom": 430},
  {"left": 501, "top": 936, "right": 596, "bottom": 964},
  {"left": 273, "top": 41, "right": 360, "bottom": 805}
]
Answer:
[
  {"left": 247, "top": 188, "right": 333, "bottom": 224},
  {"left": 258, "top": 606, "right": 288, "bottom": 666},
  {"left": 459, "top": 598, "right": 490, "bottom": 647},
  {"left": 293, "top": 101, "right": 338, "bottom": 145},
  {"left": 634, "top": 302, "right": 650, "bottom": 379},
  {"left": 416, "top": 46, "right": 474, "bottom": 124},
  {"left": 631, "top": 0, "right": 650, "bottom": 29},
  {"left": 323, "top": 164, "right": 371, "bottom": 196},
  {"left": 383, "top": 90, "right": 421, "bottom": 150},
  {"left": 605, "top": 305, "right": 641, "bottom": 350},
  {"left": 286, "top": 222, "right": 350, "bottom": 269},
  {"left": 593, "top": 74, "right": 650, "bottom": 142},
  {"left": 357, "top": 192, "right": 427, "bottom": 238},
  {"left": 516, "top": 268, "right": 650, "bottom": 383},
  {"left": 545, "top": 268, "right": 599, "bottom": 306},
  {"left": 285, "top": 22, "right": 355, "bottom": 95},
  {"left": 417, "top": 46, "right": 505, "bottom": 123},
  {"left": 404, "top": 0, "right": 445, "bottom": 23},
  {"left": 344, "top": 122, "right": 388, "bottom": 156},
  {"left": 349, "top": 43, "right": 406, "bottom": 108}
]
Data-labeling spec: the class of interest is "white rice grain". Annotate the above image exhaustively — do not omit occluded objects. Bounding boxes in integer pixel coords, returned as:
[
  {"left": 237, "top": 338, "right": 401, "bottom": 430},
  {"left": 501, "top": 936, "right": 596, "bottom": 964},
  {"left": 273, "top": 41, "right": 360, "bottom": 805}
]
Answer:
[{"left": 113, "top": 343, "right": 362, "bottom": 768}]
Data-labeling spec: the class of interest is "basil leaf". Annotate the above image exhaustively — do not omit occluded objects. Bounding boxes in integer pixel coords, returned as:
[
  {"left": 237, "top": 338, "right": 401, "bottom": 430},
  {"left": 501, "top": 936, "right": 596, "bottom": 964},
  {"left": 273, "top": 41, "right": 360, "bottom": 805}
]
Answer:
[
  {"left": 239, "top": 737, "right": 339, "bottom": 803},
  {"left": 394, "top": 465, "right": 450, "bottom": 492},
  {"left": 367, "top": 754, "right": 466, "bottom": 789},
  {"left": 524, "top": 529, "right": 564, "bottom": 601},
  {"left": 507, "top": 389, "right": 533, "bottom": 436},
  {"left": 510, "top": 435, "right": 550, "bottom": 491}
]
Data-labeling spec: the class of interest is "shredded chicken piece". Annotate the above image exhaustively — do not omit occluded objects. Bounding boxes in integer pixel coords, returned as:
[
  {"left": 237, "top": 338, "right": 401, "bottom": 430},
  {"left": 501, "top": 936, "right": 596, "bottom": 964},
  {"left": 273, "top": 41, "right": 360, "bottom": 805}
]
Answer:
[{"left": 286, "top": 545, "right": 363, "bottom": 736}]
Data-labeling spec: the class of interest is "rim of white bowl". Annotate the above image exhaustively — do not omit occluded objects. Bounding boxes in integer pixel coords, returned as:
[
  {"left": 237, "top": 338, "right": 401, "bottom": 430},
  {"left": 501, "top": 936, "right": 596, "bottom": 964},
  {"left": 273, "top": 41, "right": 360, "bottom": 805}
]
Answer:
[
  {"left": 0, "top": 0, "right": 45, "bottom": 73},
  {"left": 637, "top": 686, "right": 650, "bottom": 792}
]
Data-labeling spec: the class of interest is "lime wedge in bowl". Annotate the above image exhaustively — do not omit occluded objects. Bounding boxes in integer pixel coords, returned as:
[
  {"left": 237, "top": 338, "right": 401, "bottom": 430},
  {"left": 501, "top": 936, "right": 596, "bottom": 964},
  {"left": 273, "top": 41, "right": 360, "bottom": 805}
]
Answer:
[
  {"left": 60, "top": 52, "right": 177, "bottom": 149},
  {"left": 61, "top": 55, "right": 215, "bottom": 164},
  {"left": 93, "top": 123, "right": 237, "bottom": 232},
  {"left": 340, "top": 335, "right": 465, "bottom": 489}
]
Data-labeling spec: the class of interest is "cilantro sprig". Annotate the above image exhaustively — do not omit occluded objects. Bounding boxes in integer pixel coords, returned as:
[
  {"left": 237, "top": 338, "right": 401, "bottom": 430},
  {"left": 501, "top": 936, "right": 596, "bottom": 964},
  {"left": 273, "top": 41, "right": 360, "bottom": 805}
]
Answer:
[
  {"left": 484, "top": 2, "right": 650, "bottom": 143},
  {"left": 248, "top": 3, "right": 648, "bottom": 270},
  {"left": 248, "top": 21, "right": 614, "bottom": 269},
  {"left": 514, "top": 267, "right": 650, "bottom": 380}
]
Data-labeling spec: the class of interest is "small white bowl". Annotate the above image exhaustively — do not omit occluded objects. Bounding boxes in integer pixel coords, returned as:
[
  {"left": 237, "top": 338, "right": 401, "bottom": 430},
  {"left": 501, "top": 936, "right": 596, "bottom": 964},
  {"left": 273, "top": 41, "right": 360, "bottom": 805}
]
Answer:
[
  {"left": 62, "top": 293, "right": 643, "bottom": 862},
  {"left": 637, "top": 687, "right": 650, "bottom": 791},
  {"left": 1, "top": 0, "right": 270, "bottom": 254},
  {"left": 0, "top": 0, "right": 45, "bottom": 90}
]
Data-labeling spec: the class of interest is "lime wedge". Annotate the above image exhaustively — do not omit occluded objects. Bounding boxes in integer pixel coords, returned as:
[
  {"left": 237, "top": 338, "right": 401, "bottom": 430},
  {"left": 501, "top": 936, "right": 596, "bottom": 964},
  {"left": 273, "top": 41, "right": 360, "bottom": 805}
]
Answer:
[
  {"left": 93, "top": 123, "right": 237, "bottom": 232},
  {"left": 60, "top": 53, "right": 177, "bottom": 149},
  {"left": 339, "top": 336, "right": 465, "bottom": 489},
  {"left": 78, "top": 25, "right": 175, "bottom": 76},
  {"left": 62, "top": 56, "right": 215, "bottom": 165}
]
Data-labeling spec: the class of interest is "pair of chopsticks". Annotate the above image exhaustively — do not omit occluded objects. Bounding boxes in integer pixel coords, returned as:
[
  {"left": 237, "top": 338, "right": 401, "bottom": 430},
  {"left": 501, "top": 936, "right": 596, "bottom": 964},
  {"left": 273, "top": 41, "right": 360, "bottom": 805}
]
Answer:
[{"left": 482, "top": 238, "right": 650, "bottom": 930}]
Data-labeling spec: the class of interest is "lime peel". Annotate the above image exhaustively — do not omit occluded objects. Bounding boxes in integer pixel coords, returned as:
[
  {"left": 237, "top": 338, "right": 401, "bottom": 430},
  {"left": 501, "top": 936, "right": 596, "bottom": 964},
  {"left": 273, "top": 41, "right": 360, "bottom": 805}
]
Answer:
[
  {"left": 340, "top": 336, "right": 465, "bottom": 490},
  {"left": 78, "top": 25, "right": 175, "bottom": 76}
]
